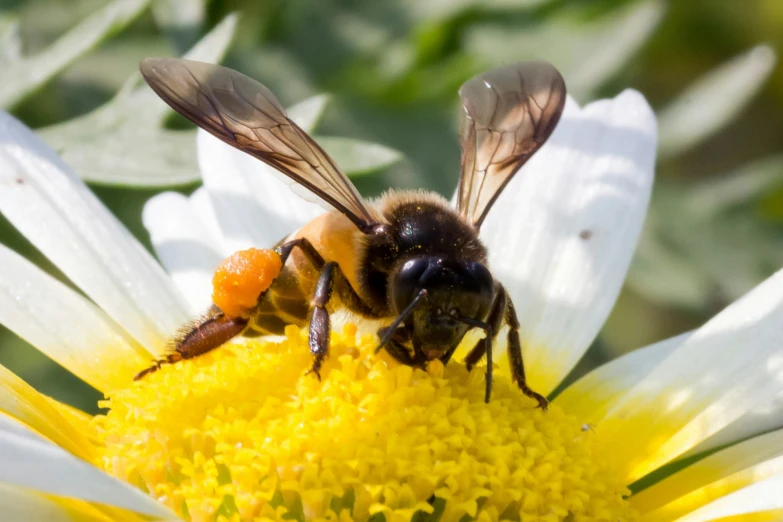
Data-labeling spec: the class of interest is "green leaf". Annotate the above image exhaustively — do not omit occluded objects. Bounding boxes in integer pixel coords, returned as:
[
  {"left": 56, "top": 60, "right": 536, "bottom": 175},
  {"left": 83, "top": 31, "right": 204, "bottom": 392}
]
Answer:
[
  {"left": 680, "top": 155, "right": 783, "bottom": 217},
  {"left": 464, "top": 0, "right": 664, "bottom": 100},
  {"left": 388, "top": 0, "right": 551, "bottom": 25},
  {"left": 122, "top": 11, "right": 242, "bottom": 126},
  {"left": 0, "top": 0, "right": 151, "bottom": 109},
  {"left": 37, "top": 14, "right": 238, "bottom": 188},
  {"left": 316, "top": 136, "right": 403, "bottom": 176},
  {"left": 627, "top": 156, "right": 783, "bottom": 310},
  {"left": 658, "top": 45, "right": 777, "bottom": 159},
  {"left": 36, "top": 10, "right": 400, "bottom": 187}
]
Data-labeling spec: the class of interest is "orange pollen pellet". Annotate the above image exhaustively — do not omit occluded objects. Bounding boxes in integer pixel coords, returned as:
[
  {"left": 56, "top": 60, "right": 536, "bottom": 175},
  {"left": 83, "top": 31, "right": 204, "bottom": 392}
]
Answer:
[{"left": 212, "top": 248, "right": 283, "bottom": 318}]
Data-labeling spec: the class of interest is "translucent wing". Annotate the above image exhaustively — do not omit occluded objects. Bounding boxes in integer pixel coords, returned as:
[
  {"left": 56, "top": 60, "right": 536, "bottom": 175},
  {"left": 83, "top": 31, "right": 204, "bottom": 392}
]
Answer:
[
  {"left": 140, "top": 58, "right": 377, "bottom": 231},
  {"left": 457, "top": 62, "right": 566, "bottom": 228}
]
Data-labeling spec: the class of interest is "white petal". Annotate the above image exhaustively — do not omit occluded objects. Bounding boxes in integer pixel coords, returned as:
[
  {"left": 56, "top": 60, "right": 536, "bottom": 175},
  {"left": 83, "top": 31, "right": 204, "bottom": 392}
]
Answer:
[
  {"left": 45, "top": 397, "right": 94, "bottom": 438},
  {"left": 672, "top": 473, "right": 783, "bottom": 522},
  {"left": 0, "top": 483, "right": 107, "bottom": 522},
  {"left": 195, "top": 94, "right": 330, "bottom": 255},
  {"left": 0, "top": 111, "right": 188, "bottom": 354},
  {"left": 0, "top": 361, "right": 95, "bottom": 461},
  {"left": 555, "top": 331, "right": 689, "bottom": 422},
  {"left": 143, "top": 191, "right": 223, "bottom": 314},
  {"left": 683, "top": 389, "right": 783, "bottom": 459},
  {"left": 0, "top": 243, "right": 151, "bottom": 391},
  {"left": 0, "top": 417, "right": 177, "bottom": 519},
  {"left": 598, "top": 267, "right": 783, "bottom": 483},
  {"left": 190, "top": 186, "right": 227, "bottom": 252},
  {"left": 633, "top": 428, "right": 783, "bottom": 519},
  {"left": 197, "top": 129, "right": 325, "bottom": 254},
  {"left": 480, "top": 90, "right": 657, "bottom": 396}
]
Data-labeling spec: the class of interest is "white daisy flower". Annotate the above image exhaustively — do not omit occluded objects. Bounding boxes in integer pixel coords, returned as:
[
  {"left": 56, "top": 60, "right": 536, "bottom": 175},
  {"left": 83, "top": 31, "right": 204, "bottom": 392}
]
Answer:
[{"left": 0, "top": 85, "right": 781, "bottom": 522}]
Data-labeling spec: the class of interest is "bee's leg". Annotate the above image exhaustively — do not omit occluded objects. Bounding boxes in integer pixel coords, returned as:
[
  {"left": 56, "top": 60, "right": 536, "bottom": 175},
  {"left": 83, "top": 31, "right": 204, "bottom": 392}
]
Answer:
[
  {"left": 276, "top": 238, "right": 377, "bottom": 377},
  {"left": 375, "top": 288, "right": 428, "bottom": 364},
  {"left": 307, "top": 262, "right": 335, "bottom": 379},
  {"left": 134, "top": 311, "right": 248, "bottom": 380},
  {"left": 276, "top": 238, "right": 320, "bottom": 265},
  {"left": 384, "top": 340, "right": 418, "bottom": 366},
  {"left": 136, "top": 238, "right": 353, "bottom": 382},
  {"left": 376, "top": 327, "right": 417, "bottom": 365},
  {"left": 307, "top": 261, "right": 374, "bottom": 379},
  {"left": 459, "top": 288, "right": 505, "bottom": 403},
  {"left": 505, "top": 290, "right": 549, "bottom": 410},
  {"left": 276, "top": 239, "right": 328, "bottom": 373},
  {"left": 277, "top": 238, "right": 376, "bottom": 314},
  {"left": 439, "top": 344, "right": 460, "bottom": 366}
]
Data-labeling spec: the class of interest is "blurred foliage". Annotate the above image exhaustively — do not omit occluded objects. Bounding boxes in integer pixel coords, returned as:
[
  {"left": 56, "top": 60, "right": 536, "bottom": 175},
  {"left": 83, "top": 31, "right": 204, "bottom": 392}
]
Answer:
[{"left": 0, "top": 0, "right": 781, "bottom": 412}]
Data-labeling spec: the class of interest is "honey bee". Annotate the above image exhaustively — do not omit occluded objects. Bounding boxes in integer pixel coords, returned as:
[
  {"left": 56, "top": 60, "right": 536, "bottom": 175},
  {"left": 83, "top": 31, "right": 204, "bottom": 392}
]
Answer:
[{"left": 136, "top": 58, "right": 566, "bottom": 407}]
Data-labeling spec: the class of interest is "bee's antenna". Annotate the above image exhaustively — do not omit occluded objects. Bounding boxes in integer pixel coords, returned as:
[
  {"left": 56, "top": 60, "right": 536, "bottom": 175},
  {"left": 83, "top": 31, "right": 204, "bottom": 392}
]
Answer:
[{"left": 375, "top": 289, "right": 428, "bottom": 354}]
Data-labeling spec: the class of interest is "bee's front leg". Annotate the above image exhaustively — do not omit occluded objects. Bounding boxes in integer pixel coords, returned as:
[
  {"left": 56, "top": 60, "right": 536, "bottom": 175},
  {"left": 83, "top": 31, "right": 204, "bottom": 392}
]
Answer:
[
  {"left": 505, "top": 291, "right": 549, "bottom": 410},
  {"left": 462, "top": 286, "right": 548, "bottom": 408},
  {"left": 461, "top": 285, "right": 505, "bottom": 402},
  {"left": 503, "top": 288, "right": 549, "bottom": 410},
  {"left": 376, "top": 326, "right": 419, "bottom": 366}
]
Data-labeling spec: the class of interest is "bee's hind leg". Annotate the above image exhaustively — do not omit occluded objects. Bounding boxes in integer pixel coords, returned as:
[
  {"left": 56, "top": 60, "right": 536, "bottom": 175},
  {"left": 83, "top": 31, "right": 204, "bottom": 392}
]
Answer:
[{"left": 134, "top": 311, "right": 248, "bottom": 380}]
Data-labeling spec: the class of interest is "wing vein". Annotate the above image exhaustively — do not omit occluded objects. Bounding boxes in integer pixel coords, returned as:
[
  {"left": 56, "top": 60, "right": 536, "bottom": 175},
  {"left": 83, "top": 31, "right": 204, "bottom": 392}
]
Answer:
[
  {"left": 456, "top": 61, "right": 566, "bottom": 228},
  {"left": 139, "top": 58, "right": 377, "bottom": 232}
]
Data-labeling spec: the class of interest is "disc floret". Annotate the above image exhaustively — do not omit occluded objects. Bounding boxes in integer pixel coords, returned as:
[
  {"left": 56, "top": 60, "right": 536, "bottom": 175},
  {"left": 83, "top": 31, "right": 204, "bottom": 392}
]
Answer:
[{"left": 94, "top": 325, "right": 638, "bottom": 522}]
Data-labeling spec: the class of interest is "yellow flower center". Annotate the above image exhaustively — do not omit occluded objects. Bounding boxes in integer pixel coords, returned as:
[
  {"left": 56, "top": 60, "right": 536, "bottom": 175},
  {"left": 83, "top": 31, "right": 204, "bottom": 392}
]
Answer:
[{"left": 93, "top": 325, "right": 638, "bottom": 522}]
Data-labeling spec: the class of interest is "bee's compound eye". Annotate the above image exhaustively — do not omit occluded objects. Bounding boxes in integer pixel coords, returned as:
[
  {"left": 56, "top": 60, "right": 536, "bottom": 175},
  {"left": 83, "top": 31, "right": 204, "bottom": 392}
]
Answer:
[
  {"left": 434, "top": 307, "right": 443, "bottom": 317},
  {"left": 449, "top": 308, "right": 459, "bottom": 318},
  {"left": 392, "top": 257, "right": 433, "bottom": 314},
  {"left": 212, "top": 248, "right": 282, "bottom": 318}
]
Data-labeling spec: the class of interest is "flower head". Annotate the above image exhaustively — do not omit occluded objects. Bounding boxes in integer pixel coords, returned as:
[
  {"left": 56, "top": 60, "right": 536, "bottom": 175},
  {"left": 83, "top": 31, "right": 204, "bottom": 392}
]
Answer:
[
  {"left": 0, "top": 86, "right": 782, "bottom": 522},
  {"left": 96, "top": 325, "right": 637, "bottom": 521}
]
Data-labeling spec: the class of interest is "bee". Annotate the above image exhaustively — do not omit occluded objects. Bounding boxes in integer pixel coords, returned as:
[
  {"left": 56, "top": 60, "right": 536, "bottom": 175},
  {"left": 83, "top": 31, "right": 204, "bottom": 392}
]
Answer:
[{"left": 136, "top": 58, "right": 566, "bottom": 407}]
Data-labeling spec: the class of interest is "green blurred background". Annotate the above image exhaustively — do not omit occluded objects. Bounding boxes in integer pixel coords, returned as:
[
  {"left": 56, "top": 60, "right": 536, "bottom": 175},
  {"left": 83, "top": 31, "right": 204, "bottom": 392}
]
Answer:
[{"left": 0, "top": 0, "right": 782, "bottom": 412}]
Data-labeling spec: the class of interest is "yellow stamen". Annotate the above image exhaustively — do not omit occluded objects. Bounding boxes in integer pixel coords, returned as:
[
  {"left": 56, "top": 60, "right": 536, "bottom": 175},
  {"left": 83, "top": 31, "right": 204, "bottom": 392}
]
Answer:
[{"left": 93, "top": 324, "right": 638, "bottom": 521}]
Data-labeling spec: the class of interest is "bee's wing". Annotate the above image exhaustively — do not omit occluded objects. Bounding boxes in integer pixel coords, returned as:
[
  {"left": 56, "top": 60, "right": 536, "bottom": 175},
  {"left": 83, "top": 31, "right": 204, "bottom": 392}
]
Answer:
[
  {"left": 457, "top": 62, "right": 566, "bottom": 228},
  {"left": 140, "top": 58, "right": 377, "bottom": 231}
]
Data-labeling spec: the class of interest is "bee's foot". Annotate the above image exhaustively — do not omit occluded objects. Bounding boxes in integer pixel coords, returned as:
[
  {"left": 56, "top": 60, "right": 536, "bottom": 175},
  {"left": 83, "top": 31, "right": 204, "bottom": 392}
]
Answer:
[
  {"left": 305, "top": 366, "right": 322, "bottom": 381},
  {"left": 134, "top": 361, "right": 162, "bottom": 381},
  {"left": 133, "top": 352, "right": 182, "bottom": 381},
  {"left": 518, "top": 384, "right": 549, "bottom": 411}
]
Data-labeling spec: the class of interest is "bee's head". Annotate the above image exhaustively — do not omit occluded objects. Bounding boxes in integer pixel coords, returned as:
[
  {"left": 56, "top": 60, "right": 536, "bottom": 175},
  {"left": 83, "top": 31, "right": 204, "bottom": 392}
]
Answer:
[{"left": 391, "top": 256, "right": 494, "bottom": 359}]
